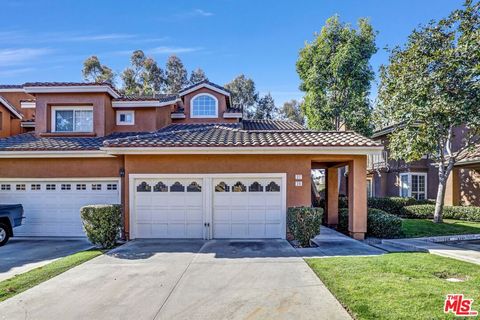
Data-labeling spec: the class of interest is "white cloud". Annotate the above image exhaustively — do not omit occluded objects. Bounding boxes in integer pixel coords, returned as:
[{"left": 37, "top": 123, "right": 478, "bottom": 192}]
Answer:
[
  {"left": 0, "top": 67, "right": 34, "bottom": 77},
  {"left": 148, "top": 46, "right": 203, "bottom": 54},
  {"left": 0, "top": 48, "right": 52, "bottom": 67},
  {"left": 67, "top": 33, "right": 136, "bottom": 42},
  {"left": 192, "top": 9, "right": 214, "bottom": 17}
]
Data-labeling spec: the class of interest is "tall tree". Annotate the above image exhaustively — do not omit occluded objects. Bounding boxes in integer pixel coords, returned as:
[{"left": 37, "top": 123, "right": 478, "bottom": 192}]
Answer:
[
  {"left": 224, "top": 74, "right": 258, "bottom": 118},
  {"left": 189, "top": 68, "right": 208, "bottom": 84},
  {"left": 279, "top": 99, "right": 305, "bottom": 125},
  {"left": 165, "top": 55, "right": 189, "bottom": 94},
  {"left": 82, "top": 56, "right": 114, "bottom": 84},
  {"left": 296, "top": 15, "right": 377, "bottom": 135},
  {"left": 121, "top": 50, "right": 165, "bottom": 96},
  {"left": 377, "top": 0, "right": 480, "bottom": 223},
  {"left": 253, "top": 93, "right": 277, "bottom": 120}
]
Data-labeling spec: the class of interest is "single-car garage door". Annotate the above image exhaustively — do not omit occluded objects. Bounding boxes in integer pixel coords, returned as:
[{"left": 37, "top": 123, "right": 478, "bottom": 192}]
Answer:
[
  {"left": 0, "top": 179, "right": 120, "bottom": 237},
  {"left": 213, "top": 178, "right": 284, "bottom": 239},
  {"left": 131, "top": 175, "right": 286, "bottom": 239}
]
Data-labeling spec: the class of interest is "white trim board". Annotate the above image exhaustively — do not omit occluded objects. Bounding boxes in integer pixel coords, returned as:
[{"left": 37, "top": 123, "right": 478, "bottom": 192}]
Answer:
[
  {"left": 112, "top": 99, "right": 178, "bottom": 108},
  {"left": 180, "top": 83, "right": 231, "bottom": 97},
  {"left": 0, "top": 96, "right": 23, "bottom": 119},
  {"left": 0, "top": 151, "right": 116, "bottom": 158},
  {"left": 103, "top": 146, "right": 384, "bottom": 155}
]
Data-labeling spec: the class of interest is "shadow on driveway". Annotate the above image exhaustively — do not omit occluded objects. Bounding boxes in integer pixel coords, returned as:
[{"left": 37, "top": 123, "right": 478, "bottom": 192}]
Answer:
[{"left": 0, "top": 238, "right": 91, "bottom": 281}]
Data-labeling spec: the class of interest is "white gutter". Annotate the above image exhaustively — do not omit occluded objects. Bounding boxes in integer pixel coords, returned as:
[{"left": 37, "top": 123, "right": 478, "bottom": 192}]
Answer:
[
  {"left": 101, "top": 146, "right": 384, "bottom": 155},
  {"left": 112, "top": 99, "right": 179, "bottom": 108},
  {"left": 0, "top": 151, "right": 116, "bottom": 158}
]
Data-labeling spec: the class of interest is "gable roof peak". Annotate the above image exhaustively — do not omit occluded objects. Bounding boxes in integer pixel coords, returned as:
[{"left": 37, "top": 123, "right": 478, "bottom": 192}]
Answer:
[{"left": 179, "top": 80, "right": 231, "bottom": 97}]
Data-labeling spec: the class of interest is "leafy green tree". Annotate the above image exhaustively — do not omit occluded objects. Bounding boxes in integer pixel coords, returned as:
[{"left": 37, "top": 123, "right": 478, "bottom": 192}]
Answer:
[
  {"left": 165, "top": 55, "right": 189, "bottom": 94},
  {"left": 296, "top": 15, "right": 377, "bottom": 135},
  {"left": 189, "top": 68, "right": 208, "bottom": 84},
  {"left": 224, "top": 74, "right": 258, "bottom": 118},
  {"left": 253, "top": 93, "right": 277, "bottom": 120},
  {"left": 279, "top": 99, "right": 305, "bottom": 125},
  {"left": 377, "top": 0, "right": 480, "bottom": 222},
  {"left": 121, "top": 50, "right": 165, "bottom": 96},
  {"left": 82, "top": 56, "right": 114, "bottom": 84}
]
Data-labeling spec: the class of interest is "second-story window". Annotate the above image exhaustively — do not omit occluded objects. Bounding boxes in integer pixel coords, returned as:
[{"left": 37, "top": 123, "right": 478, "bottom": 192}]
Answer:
[
  {"left": 191, "top": 94, "right": 218, "bottom": 118},
  {"left": 52, "top": 107, "right": 93, "bottom": 132}
]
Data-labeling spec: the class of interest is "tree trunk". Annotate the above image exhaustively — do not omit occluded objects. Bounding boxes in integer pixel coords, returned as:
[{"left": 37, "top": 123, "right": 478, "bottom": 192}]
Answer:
[
  {"left": 433, "top": 178, "right": 447, "bottom": 223},
  {"left": 433, "top": 161, "right": 454, "bottom": 223}
]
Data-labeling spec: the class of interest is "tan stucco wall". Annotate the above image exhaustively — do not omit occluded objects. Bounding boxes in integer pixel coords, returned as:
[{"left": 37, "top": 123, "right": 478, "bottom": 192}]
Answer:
[
  {"left": 34, "top": 92, "right": 111, "bottom": 136},
  {"left": 174, "top": 87, "right": 238, "bottom": 124},
  {"left": 123, "top": 154, "right": 314, "bottom": 236},
  {"left": 0, "top": 157, "right": 123, "bottom": 178}
]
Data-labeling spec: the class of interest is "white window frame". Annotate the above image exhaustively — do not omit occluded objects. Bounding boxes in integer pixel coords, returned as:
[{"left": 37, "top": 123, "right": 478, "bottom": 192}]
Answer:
[
  {"left": 399, "top": 172, "right": 428, "bottom": 200},
  {"left": 190, "top": 93, "right": 218, "bottom": 118},
  {"left": 116, "top": 110, "right": 135, "bottom": 125},
  {"left": 51, "top": 106, "right": 93, "bottom": 133}
]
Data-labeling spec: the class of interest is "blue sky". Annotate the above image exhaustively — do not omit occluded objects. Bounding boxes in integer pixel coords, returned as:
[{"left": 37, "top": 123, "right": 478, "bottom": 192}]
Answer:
[{"left": 0, "top": 0, "right": 464, "bottom": 104}]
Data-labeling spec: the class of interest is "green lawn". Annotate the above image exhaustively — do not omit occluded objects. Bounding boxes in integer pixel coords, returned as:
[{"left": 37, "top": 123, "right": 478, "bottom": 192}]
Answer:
[
  {"left": 0, "top": 249, "right": 102, "bottom": 302},
  {"left": 402, "top": 219, "right": 480, "bottom": 238},
  {"left": 307, "top": 253, "right": 480, "bottom": 320}
]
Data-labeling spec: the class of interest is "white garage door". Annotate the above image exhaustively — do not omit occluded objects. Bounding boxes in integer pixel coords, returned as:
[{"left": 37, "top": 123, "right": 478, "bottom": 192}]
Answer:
[
  {"left": 131, "top": 175, "right": 285, "bottom": 239},
  {"left": 0, "top": 180, "right": 120, "bottom": 237},
  {"left": 133, "top": 178, "right": 204, "bottom": 238},
  {"left": 213, "top": 178, "right": 284, "bottom": 239}
]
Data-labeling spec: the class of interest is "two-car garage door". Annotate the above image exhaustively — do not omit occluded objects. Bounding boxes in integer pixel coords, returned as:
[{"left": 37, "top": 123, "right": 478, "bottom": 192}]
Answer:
[
  {"left": 131, "top": 175, "right": 286, "bottom": 239},
  {"left": 0, "top": 179, "right": 120, "bottom": 237}
]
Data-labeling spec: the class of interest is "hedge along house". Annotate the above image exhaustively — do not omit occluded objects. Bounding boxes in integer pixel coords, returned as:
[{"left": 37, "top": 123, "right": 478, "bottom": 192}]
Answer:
[{"left": 0, "top": 80, "right": 382, "bottom": 240}]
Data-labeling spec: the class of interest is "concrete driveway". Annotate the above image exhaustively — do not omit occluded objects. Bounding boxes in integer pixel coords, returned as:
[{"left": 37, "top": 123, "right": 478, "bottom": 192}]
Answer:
[
  {"left": 0, "top": 239, "right": 351, "bottom": 320},
  {"left": 0, "top": 238, "right": 91, "bottom": 281}
]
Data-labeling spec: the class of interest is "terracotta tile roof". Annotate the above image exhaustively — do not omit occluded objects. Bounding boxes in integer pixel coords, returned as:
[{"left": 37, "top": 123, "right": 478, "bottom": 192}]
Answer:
[
  {"left": 23, "top": 81, "right": 122, "bottom": 97},
  {"left": 0, "top": 132, "right": 141, "bottom": 151},
  {"left": 104, "top": 121, "right": 380, "bottom": 149},
  {"left": 242, "top": 119, "right": 305, "bottom": 131},
  {"left": 0, "top": 84, "right": 23, "bottom": 89},
  {"left": 0, "top": 120, "right": 380, "bottom": 152},
  {"left": 457, "top": 144, "right": 480, "bottom": 164}
]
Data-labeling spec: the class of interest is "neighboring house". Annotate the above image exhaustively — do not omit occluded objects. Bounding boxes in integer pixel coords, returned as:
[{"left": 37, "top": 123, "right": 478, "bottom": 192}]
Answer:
[
  {"left": 367, "top": 124, "right": 480, "bottom": 206},
  {"left": 0, "top": 85, "right": 35, "bottom": 137},
  {"left": 0, "top": 80, "right": 382, "bottom": 240}
]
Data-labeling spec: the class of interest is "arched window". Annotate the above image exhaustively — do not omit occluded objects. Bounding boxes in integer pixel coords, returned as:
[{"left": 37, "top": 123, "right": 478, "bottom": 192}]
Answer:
[{"left": 191, "top": 93, "right": 218, "bottom": 118}]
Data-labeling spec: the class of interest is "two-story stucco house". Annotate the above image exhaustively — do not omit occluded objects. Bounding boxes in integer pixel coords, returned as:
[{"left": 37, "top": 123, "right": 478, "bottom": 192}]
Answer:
[{"left": 0, "top": 80, "right": 382, "bottom": 240}]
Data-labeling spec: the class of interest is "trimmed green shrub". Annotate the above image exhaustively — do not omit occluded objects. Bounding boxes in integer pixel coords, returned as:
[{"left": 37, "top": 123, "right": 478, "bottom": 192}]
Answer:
[
  {"left": 80, "top": 204, "right": 122, "bottom": 249},
  {"left": 338, "top": 208, "right": 403, "bottom": 239},
  {"left": 287, "top": 207, "right": 323, "bottom": 247},
  {"left": 367, "top": 197, "right": 417, "bottom": 216},
  {"left": 403, "top": 204, "right": 480, "bottom": 222}
]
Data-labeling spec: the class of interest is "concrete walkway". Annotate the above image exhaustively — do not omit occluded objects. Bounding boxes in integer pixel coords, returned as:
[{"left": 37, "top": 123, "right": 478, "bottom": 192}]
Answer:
[
  {"left": 381, "top": 238, "right": 480, "bottom": 265},
  {"left": 0, "top": 239, "right": 351, "bottom": 320},
  {"left": 296, "top": 226, "right": 385, "bottom": 258}
]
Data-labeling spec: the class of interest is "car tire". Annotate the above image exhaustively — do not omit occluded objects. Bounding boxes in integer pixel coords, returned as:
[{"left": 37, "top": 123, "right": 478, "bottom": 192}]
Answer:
[{"left": 0, "top": 223, "right": 10, "bottom": 246}]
